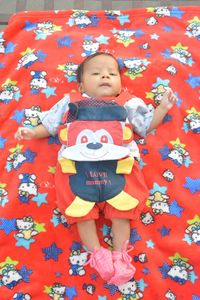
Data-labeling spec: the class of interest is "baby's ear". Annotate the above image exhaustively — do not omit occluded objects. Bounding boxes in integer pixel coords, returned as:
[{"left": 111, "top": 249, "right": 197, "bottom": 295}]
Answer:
[
  {"left": 123, "top": 123, "right": 133, "bottom": 144},
  {"left": 58, "top": 126, "right": 68, "bottom": 144},
  {"left": 78, "top": 83, "right": 84, "bottom": 93}
]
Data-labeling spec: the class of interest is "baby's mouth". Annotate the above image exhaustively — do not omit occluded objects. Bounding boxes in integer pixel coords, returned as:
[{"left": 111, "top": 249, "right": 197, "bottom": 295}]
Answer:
[{"left": 99, "top": 83, "right": 111, "bottom": 87}]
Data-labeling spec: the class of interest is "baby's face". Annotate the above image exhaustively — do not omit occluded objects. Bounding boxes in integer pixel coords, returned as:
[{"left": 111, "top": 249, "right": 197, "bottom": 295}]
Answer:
[{"left": 79, "top": 54, "right": 121, "bottom": 98}]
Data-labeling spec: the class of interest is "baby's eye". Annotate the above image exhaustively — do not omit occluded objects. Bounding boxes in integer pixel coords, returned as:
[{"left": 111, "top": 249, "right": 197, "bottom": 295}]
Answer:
[
  {"left": 110, "top": 73, "right": 117, "bottom": 76},
  {"left": 92, "top": 72, "right": 99, "bottom": 75}
]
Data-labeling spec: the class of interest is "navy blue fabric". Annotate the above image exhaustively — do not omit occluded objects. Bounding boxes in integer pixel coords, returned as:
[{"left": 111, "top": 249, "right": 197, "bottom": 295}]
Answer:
[
  {"left": 69, "top": 161, "right": 125, "bottom": 202},
  {"left": 68, "top": 102, "right": 127, "bottom": 121}
]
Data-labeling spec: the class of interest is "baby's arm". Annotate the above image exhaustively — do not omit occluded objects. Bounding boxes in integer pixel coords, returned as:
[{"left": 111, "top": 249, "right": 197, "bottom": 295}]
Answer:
[
  {"left": 147, "top": 88, "right": 177, "bottom": 133},
  {"left": 15, "top": 124, "right": 50, "bottom": 140}
]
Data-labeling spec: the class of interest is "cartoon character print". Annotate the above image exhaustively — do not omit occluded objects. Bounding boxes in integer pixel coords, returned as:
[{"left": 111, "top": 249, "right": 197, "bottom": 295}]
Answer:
[
  {"left": 134, "top": 253, "right": 148, "bottom": 264},
  {"left": 145, "top": 78, "right": 172, "bottom": 106},
  {"left": 30, "top": 71, "right": 47, "bottom": 94},
  {"left": 69, "top": 243, "right": 88, "bottom": 276},
  {"left": 184, "top": 215, "right": 200, "bottom": 245},
  {"left": 0, "top": 183, "right": 8, "bottom": 207},
  {"left": 13, "top": 293, "right": 31, "bottom": 300},
  {"left": 168, "top": 43, "right": 193, "bottom": 66},
  {"left": 148, "top": 190, "right": 170, "bottom": 215},
  {"left": 166, "top": 255, "right": 194, "bottom": 285},
  {"left": 165, "top": 289, "right": 176, "bottom": 300},
  {"left": 113, "top": 29, "right": 135, "bottom": 47},
  {"left": 18, "top": 173, "right": 38, "bottom": 203},
  {"left": 37, "top": 20, "right": 53, "bottom": 32},
  {"left": 69, "top": 10, "right": 92, "bottom": 28},
  {"left": 6, "top": 145, "right": 36, "bottom": 171},
  {"left": 159, "top": 253, "right": 197, "bottom": 285},
  {"left": 166, "top": 65, "right": 177, "bottom": 75},
  {"left": 159, "top": 138, "right": 192, "bottom": 167},
  {"left": 0, "top": 264, "right": 22, "bottom": 289},
  {"left": 15, "top": 216, "right": 38, "bottom": 240},
  {"left": 82, "top": 283, "right": 96, "bottom": 295},
  {"left": 145, "top": 16, "right": 158, "bottom": 26},
  {"left": 139, "top": 42, "right": 150, "bottom": 50},
  {"left": 185, "top": 17, "right": 200, "bottom": 39},
  {"left": 117, "top": 279, "right": 143, "bottom": 299},
  {"left": 81, "top": 39, "right": 100, "bottom": 57},
  {"left": 162, "top": 169, "right": 175, "bottom": 182},
  {"left": 147, "top": 183, "right": 184, "bottom": 218},
  {"left": 0, "top": 81, "right": 20, "bottom": 104},
  {"left": 123, "top": 58, "right": 150, "bottom": 80},
  {"left": 23, "top": 20, "right": 62, "bottom": 40},
  {"left": 0, "top": 257, "right": 33, "bottom": 290},
  {"left": 0, "top": 35, "right": 5, "bottom": 54},
  {"left": 16, "top": 48, "right": 39, "bottom": 70},
  {"left": 23, "top": 105, "right": 42, "bottom": 127},
  {"left": 49, "top": 282, "right": 66, "bottom": 300},
  {"left": 154, "top": 7, "right": 171, "bottom": 17},
  {"left": 183, "top": 107, "right": 200, "bottom": 134},
  {"left": 105, "top": 10, "right": 121, "bottom": 19},
  {"left": 140, "top": 211, "right": 155, "bottom": 225},
  {"left": 101, "top": 224, "right": 113, "bottom": 247},
  {"left": 57, "top": 62, "right": 79, "bottom": 82},
  {"left": 52, "top": 208, "right": 70, "bottom": 228}
]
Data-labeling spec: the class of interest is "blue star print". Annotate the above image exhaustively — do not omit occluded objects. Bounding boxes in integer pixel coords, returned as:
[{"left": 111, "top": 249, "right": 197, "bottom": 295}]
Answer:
[
  {"left": 65, "top": 286, "right": 78, "bottom": 300},
  {"left": 0, "top": 218, "right": 16, "bottom": 235},
  {"left": 96, "top": 35, "right": 110, "bottom": 44},
  {"left": 169, "top": 200, "right": 184, "bottom": 217},
  {"left": 23, "top": 20, "right": 37, "bottom": 31},
  {"left": 184, "top": 177, "right": 200, "bottom": 194},
  {"left": 170, "top": 7, "right": 185, "bottom": 19},
  {"left": 130, "top": 228, "right": 142, "bottom": 244},
  {"left": 5, "top": 42, "right": 17, "bottom": 54},
  {"left": 41, "top": 86, "right": 56, "bottom": 98},
  {"left": 0, "top": 136, "right": 7, "bottom": 149},
  {"left": 117, "top": 14, "right": 130, "bottom": 25},
  {"left": 19, "top": 265, "right": 33, "bottom": 282},
  {"left": 57, "top": 36, "right": 74, "bottom": 48},
  {"left": 158, "top": 226, "right": 171, "bottom": 237},
  {"left": 134, "top": 29, "right": 145, "bottom": 38},
  {"left": 11, "top": 110, "right": 25, "bottom": 124},
  {"left": 32, "top": 193, "right": 48, "bottom": 206},
  {"left": 42, "top": 242, "right": 63, "bottom": 261},
  {"left": 185, "top": 74, "right": 200, "bottom": 88}
]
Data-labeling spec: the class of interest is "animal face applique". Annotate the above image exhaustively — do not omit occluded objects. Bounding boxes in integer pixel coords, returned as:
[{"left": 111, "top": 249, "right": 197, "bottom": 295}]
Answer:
[{"left": 59, "top": 100, "right": 132, "bottom": 161}]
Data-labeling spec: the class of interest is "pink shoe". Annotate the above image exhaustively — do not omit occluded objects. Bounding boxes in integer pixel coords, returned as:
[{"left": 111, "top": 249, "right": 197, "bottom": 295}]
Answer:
[
  {"left": 85, "top": 247, "right": 114, "bottom": 281},
  {"left": 108, "top": 240, "right": 135, "bottom": 286}
]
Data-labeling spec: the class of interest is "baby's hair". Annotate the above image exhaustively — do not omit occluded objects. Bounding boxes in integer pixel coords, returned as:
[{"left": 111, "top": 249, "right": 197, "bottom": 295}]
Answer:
[{"left": 76, "top": 52, "right": 120, "bottom": 83}]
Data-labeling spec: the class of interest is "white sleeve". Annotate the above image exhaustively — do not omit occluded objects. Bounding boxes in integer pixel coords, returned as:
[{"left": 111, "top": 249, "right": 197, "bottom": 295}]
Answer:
[
  {"left": 124, "top": 97, "right": 154, "bottom": 137},
  {"left": 39, "top": 94, "right": 70, "bottom": 136}
]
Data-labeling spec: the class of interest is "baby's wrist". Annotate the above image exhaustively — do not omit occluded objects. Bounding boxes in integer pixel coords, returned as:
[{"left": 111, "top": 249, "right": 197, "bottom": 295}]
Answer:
[{"left": 158, "top": 103, "right": 169, "bottom": 113}]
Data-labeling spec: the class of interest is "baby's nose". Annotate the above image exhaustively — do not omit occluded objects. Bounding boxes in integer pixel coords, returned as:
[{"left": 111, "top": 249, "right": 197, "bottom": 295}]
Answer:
[{"left": 102, "top": 73, "right": 110, "bottom": 78}]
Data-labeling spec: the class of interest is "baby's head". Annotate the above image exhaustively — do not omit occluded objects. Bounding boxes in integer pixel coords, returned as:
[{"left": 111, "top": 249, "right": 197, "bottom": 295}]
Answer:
[{"left": 77, "top": 52, "right": 121, "bottom": 98}]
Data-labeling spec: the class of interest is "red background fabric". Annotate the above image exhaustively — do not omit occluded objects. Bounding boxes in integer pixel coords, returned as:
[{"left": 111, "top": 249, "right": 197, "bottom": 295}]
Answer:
[{"left": 0, "top": 7, "right": 199, "bottom": 300}]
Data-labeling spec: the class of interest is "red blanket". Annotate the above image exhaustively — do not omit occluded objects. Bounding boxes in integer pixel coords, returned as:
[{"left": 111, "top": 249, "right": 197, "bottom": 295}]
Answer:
[{"left": 0, "top": 7, "right": 199, "bottom": 300}]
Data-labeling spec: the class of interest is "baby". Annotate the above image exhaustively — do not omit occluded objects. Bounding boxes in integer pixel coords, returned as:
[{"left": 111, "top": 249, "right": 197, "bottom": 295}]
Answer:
[{"left": 15, "top": 52, "right": 177, "bottom": 285}]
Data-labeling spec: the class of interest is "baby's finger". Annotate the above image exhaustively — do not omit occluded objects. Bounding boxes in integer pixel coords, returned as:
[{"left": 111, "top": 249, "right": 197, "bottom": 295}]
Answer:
[
  {"left": 170, "top": 93, "right": 178, "bottom": 102},
  {"left": 15, "top": 130, "right": 21, "bottom": 140},
  {"left": 15, "top": 128, "right": 26, "bottom": 140}
]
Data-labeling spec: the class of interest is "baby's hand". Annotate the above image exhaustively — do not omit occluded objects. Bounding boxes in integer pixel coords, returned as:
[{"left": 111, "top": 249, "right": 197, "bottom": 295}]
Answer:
[
  {"left": 160, "top": 88, "right": 178, "bottom": 111},
  {"left": 15, "top": 127, "right": 35, "bottom": 140}
]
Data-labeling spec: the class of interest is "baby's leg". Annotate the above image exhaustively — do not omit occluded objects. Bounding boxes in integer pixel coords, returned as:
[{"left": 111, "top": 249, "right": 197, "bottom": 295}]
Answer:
[
  {"left": 111, "top": 218, "right": 131, "bottom": 251},
  {"left": 77, "top": 219, "right": 100, "bottom": 251},
  {"left": 108, "top": 217, "right": 135, "bottom": 285},
  {"left": 77, "top": 219, "right": 114, "bottom": 281}
]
